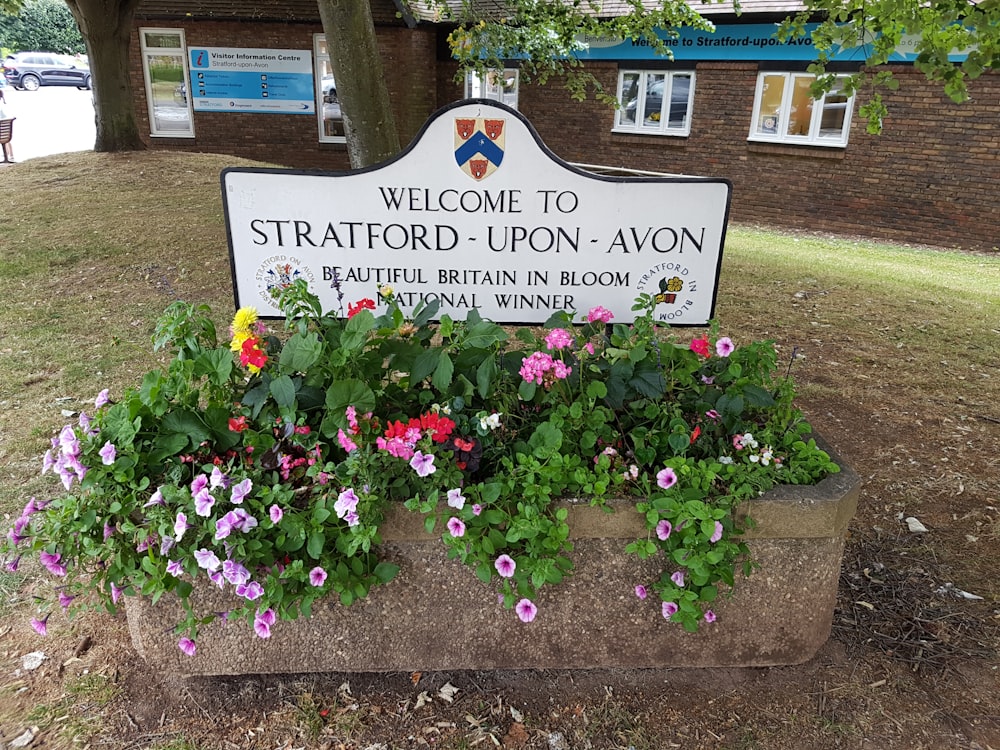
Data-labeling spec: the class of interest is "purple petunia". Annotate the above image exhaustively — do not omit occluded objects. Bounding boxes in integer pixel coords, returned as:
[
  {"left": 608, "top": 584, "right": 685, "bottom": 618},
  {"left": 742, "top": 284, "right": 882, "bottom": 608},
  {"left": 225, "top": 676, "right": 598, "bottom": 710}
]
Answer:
[
  {"left": 99, "top": 441, "right": 116, "bottom": 466},
  {"left": 236, "top": 581, "right": 264, "bottom": 601},
  {"left": 409, "top": 451, "right": 436, "bottom": 477},
  {"left": 210, "top": 466, "right": 230, "bottom": 490},
  {"left": 178, "top": 637, "right": 197, "bottom": 656},
  {"left": 230, "top": 478, "right": 252, "bottom": 504},
  {"left": 94, "top": 388, "right": 110, "bottom": 408},
  {"left": 166, "top": 560, "right": 184, "bottom": 577},
  {"left": 253, "top": 608, "right": 276, "bottom": 638},
  {"left": 515, "top": 598, "right": 538, "bottom": 623},
  {"left": 704, "top": 610, "right": 717, "bottom": 623},
  {"left": 447, "top": 517, "right": 466, "bottom": 537},
  {"left": 446, "top": 488, "right": 466, "bottom": 509},
  {"left": 193, "top": 548, "right": 221, "bottom": 572},
  {"left": 656, "top": 520, "right": 672, "bottom": 541},
  {"left": 710, "top": 521, "right": 723, "bottom": 544},
  {"left": 662, "top": 601, "right": 679, "bottom": 619},
  {"left": 174, "top": 511, "right": 190, "bottom": 542},
  {"left": 671, "top": 570, "right": 685, "bottom": 587},
  {"left": 494, "top": 554, "right": 516, "bottom": 578},
  {"left": 193, "top": 487, "right": 215, "bottom": 517},
  {"left": 715, "top": 337, "right": 735, "bottom": 357},
  {"left": 269, "top": 504, "right": 283, "bottom": 524},
  {"left": 656, "top": 467, "right": 678, "bottom": 490},
  {"left": 635, "top": 585, "right": 648, "bottom": 600},
  {"left": 309, "top": 566, "right": 327, "bottom": 586},
  {"left": 222, "top": 560, "right": 251, "bottom": 586},
  {"left": 30, "top": 615, "right": 49, "bottom": 636}
]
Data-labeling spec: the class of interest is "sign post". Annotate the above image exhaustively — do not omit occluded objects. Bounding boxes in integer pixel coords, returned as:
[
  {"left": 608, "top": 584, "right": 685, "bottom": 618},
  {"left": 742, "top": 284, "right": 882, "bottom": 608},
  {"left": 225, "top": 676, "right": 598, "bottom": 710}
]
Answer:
[{"left": 223, "top": 100, "right": 731, "bottom": 325}]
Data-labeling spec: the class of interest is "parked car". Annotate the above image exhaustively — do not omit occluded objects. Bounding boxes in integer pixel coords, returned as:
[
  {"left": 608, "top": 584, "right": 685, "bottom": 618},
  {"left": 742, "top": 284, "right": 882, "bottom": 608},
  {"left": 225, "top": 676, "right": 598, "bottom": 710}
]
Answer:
[{"left": 2, "top": 52, "right": 91, "bottom": 91}]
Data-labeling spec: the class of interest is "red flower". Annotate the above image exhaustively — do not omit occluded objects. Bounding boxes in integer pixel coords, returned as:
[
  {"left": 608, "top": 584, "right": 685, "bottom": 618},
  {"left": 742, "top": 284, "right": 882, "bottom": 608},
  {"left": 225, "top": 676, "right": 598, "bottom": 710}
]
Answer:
[
  {"left": 347, "top": 298, "right": 376, "bottom": 318},
  {"left": 689, "top": 335, "right": 711, "bottom": 358},
  {"left": 690, "top": 425, "right": 701, "bottom": 444},
  {"left": 240, "top": 336, "right": 268, "bottom": 371},
  {"left": 229, "top": 416, "right": 248, "bottom": 433},
  {"left": 420, "top": 411, "right": 456, "bottom": 443}
]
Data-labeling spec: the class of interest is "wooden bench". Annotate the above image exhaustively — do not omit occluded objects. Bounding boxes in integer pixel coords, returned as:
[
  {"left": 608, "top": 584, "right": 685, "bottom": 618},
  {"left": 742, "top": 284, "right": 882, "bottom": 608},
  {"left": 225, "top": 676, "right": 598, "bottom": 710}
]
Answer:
[{"left": 0, "top": 118, "right": 14, "bottom": 162}]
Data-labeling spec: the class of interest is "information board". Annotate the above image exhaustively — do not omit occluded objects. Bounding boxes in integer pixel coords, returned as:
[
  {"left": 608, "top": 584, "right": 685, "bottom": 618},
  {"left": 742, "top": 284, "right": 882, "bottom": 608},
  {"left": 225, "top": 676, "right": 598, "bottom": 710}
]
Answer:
[{"left": 187, "top": 46, "right": 314, "bottom": 114}]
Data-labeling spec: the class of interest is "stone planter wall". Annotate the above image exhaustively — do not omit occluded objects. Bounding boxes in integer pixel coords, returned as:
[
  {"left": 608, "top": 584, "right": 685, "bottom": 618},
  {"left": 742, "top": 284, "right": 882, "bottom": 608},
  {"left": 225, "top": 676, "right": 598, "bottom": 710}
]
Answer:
[{"left": 126, "top": 450, "right": 859, "bottom": 677}]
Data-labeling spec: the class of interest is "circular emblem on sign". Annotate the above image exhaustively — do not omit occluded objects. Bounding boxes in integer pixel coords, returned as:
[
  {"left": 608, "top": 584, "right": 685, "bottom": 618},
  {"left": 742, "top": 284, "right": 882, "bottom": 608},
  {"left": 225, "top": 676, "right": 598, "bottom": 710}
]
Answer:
[
  {"left": 254, "top": 256, "right": 316, "bottom": 307},
  {"left": 634, "top": 262, "right": 700, "bottom": 324}
]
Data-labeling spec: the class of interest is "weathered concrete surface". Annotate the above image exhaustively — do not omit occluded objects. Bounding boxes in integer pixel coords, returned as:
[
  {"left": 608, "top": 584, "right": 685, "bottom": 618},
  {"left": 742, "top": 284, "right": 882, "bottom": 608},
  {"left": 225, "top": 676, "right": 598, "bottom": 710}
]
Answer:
[{"left": 126, "top": 450, "right": 859, "bottom": 676}]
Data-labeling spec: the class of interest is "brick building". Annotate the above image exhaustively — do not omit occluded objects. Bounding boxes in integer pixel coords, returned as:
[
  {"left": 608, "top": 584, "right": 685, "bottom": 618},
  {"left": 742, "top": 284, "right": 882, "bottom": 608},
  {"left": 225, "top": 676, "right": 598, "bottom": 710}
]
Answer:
[{"left": 132, "top": 0, "right": 1000, "bottom": 251}]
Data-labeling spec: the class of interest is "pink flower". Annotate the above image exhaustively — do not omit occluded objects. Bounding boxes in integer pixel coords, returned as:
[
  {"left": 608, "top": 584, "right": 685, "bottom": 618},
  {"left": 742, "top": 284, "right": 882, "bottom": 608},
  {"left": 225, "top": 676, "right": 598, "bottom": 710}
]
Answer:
[
  {"left": 705, "top": 409, "right": 720, "bottom": 420},
  {"left": 447, "top": 517, "right": 466, "bottom": 537},
  {"left": 715, "top": 337, "right": 734, "bottom": 357},
  {"left": 584, "top": 342, "right": 595, "bottom": 355},
  {"left": 689, "top": 335, "right": 711, "bottom": 358},
  {"left": 704, "top": 610, "right": 717, "bottom": 623},
  {"left": 671, "top": 570, "right": 685, "bottom": 587},
  {"left": 335, "top": 488, "right": 359, "bottom": 519},
  {"left": 30, "top": 615, "right": 49, "bottom": 636},
  {"left": 544, "top": 328, "right": 573, "bottom": 351},
  {"left": 472, "top": 504, "right": 483, "bottom": 516},
  {"left": 178, "top": 637, "right": 197, "bottom": 656},
  {"left": 656, "top": 520, "right": 672, "bottom": 541},
  {"left": 662, "top": 601, "right": 679, "bottom": 619},
  {"left": 94, "top": 389, "right": 110, "bottom": 408},
  {"left": 710, "top": 521, "right": 723, "bottom": 543},
  {"left": 309, "top": 566, "right": 328, "bottom": 586},
  {"left": 337, "top": 428, "right": 358, "bottom": 453},
  {"left": 231, "top": 478, "right": 252, "bottom": 504},
  {"left": 586, "top": 306, "right": 614, "bottom": 324},
  {"left": 656, "top": 467, "right": 677, "bottom": 490},
  {"left": 98, "top": 441, "right": 116, "bottom": 465},
  {"left": 634, "top": 585, "right": 648, "bottom": 600},
  {"left": 515, "top": 598, "right": 538, "bottom": 623},
  {"left": 269, "top": 504, "right": 283, "bottom": 524},
  {"left": 254, "top": 608, "right": 276, "bottom": 638},
  {"left": 494, "top": 554, "right": 516, "bottom": 578}
]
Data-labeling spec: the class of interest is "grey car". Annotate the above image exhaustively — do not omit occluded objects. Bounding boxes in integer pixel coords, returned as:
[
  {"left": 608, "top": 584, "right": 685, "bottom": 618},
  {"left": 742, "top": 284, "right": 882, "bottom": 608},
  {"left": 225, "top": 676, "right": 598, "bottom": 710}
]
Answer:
[{"left": 3, "top": 52, "right": 91, "bottom": 91}]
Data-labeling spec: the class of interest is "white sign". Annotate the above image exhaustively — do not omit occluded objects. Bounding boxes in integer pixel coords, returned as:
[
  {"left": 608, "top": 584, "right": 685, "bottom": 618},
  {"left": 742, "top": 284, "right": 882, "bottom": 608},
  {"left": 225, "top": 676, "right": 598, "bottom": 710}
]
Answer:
[{"left": 223, "top": 100, "right": 731, "bottom": 324}]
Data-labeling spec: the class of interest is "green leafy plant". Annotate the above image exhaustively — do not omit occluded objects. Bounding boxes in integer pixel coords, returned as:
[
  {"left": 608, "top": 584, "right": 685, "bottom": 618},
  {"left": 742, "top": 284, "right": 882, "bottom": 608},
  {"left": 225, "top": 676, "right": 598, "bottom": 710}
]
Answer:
[{"left": 2, "top": 280, "right": 838, "bottom": 652}]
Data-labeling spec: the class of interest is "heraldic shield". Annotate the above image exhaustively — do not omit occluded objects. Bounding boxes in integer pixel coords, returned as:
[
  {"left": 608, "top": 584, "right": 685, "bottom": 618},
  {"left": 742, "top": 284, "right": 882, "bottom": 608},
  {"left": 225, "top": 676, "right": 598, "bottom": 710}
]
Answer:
[{"left": 454, "top": 117, "right": 505, "bottom": 181}]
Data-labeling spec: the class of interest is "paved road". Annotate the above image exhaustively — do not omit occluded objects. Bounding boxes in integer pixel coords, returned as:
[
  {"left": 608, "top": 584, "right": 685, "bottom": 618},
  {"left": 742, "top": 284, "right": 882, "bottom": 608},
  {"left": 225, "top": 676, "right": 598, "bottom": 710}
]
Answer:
[{"left": 1, "top": 84, "right": 96, "bottom": 162}]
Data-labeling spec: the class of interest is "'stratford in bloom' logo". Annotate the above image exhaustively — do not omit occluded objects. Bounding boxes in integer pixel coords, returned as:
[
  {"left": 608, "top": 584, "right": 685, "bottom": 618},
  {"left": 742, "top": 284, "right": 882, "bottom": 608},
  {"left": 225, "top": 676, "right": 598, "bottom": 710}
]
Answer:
[{"left": 454, "top": 117, "right": 505, "bottom": 181}]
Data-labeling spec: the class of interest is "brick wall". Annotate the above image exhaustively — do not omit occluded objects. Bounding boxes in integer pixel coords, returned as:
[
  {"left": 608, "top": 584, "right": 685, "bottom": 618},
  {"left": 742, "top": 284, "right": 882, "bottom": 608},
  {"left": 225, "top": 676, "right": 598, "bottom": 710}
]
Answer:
[
  {"left": 518, "top": 62, "right": 1000, "bottom": 252},
  {"left": 129, "top": 20, "right": 438, "bottom": 171}
]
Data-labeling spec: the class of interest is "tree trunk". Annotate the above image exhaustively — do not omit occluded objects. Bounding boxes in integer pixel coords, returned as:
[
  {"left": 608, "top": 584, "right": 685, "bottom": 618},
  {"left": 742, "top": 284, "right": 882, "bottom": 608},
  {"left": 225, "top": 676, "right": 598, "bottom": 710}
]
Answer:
[
  {"left": 316, "top": 0, "right": 400, "bottom": 168},
  {"left": 65, "top": 0, "right": 145, "bottom": 152}
]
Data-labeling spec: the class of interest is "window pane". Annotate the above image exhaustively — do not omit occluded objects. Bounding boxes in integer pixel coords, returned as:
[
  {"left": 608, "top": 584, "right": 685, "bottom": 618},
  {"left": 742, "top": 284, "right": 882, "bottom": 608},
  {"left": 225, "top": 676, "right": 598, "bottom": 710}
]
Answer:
[
  {"left": 786, "top": 76, "right": 815, "bottom": 137},
  {"left": 819, "top": 88, "right": 849, "bottom": 138},
  {"left": 319, "top": 59, "right": 344, "bottom": 139},
  {"left": 146, "top": 53, "right": 191, "bottom": 133},
  {"left": 754, "top": 74, "right": 785, "bottom": 136},
  {"left": 144, "top": 32, "right": 182, "bottom": 49},
  {"left": 668, "top": 74, "right": 691, "bottom": 129},
  {"left": 641, "top": 73, "right": 665, "bottom": 129},
  {"left": 619, "top": 72, "right": 640, "bottom": 127}
]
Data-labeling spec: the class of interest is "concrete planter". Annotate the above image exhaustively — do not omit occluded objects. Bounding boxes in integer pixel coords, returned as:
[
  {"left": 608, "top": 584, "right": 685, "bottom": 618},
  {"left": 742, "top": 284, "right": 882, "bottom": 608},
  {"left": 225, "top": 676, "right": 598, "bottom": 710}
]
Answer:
[{"left": 126, "top": 446, "right": 859, "bottom": 677}]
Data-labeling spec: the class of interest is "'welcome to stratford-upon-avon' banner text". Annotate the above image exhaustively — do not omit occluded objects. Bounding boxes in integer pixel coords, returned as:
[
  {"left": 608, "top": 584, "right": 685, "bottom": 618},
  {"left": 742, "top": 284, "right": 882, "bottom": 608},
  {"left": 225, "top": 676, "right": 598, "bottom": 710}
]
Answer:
[{"left": 223, "top": 100, "right": 732, "bottom": 325}]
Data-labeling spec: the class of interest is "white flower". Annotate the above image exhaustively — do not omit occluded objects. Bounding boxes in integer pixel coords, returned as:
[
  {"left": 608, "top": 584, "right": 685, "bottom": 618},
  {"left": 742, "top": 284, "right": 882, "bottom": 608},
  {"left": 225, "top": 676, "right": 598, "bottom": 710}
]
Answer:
[
  {"left": 480, "top": 412, "right": 502, "bottom": 430},
  {"left": 718, "top": 456, "right": 735, "bottom": 465}
]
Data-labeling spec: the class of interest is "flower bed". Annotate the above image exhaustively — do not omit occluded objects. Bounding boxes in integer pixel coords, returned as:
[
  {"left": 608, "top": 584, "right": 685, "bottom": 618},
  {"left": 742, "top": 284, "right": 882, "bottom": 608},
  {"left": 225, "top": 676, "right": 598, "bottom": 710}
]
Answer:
[
  {"left": 3, "top": 281, "right": 847, "bottom": 671},
  {"left": 126, "top": 452, "right": 858, "bottom": 675}
]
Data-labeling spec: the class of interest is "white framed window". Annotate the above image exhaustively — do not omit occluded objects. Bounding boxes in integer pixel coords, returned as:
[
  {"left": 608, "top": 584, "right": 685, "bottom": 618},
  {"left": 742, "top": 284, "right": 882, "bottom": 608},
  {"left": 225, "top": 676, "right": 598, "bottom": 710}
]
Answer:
[
  {"left": 614, "top": 70, "right": 694, "bottom": 137},
  {"left": 314, "top": 35, "right": 345, "bottom": 143},
  {"left": 139, "top": 28, "right": 194, "bottom": 138},
  {"left": 749, "top": 72, "right": 854, "bottom": 147},
  {"left": 465, "top": 68, "right": 519, "bottom": 109}
]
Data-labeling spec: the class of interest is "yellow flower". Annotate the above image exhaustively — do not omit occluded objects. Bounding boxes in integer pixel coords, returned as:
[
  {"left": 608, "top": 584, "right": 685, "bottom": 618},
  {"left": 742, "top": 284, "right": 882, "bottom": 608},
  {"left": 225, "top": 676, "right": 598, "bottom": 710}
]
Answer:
[
  {"left": 231, "top": 307, "right": 258, "bottom": 336},
  {"left": 379, "top": 284, "right": 394, "bottom": 299},
  {"left": 230, "top": 331, "right": 251, "bottom": 352}
]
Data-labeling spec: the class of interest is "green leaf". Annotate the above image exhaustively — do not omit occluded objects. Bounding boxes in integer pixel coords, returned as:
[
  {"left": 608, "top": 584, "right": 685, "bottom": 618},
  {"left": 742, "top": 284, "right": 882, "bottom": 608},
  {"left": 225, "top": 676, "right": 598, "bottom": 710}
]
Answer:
[
  {"left": 194, "top": 348, "right": 233, "bottom": 387},
  {"left": 307, "top": 531, "right": 325, "bottom": 559},
  {"left": 340, "top": 309, "right": 376, "bottom": 350},
  {"left": 411, "top": 349, "right": 441, "bottom": 383},
  {"left": 373, "top": 562, "right": 400, "bottom": 583},
  {"left": 742, "top": 384, "right": 776, "bottom": 408},
  {"left": 586, "top": 380, "right": 608, "bottom": 400},
  {"left": 432, "top": 351, "right": 454, "bottom": 391},
  {"left": 476, "top": 356, "right": 498, "bottom": 399},
  {"left": 279, "top": 331, "right": 322, "bottom": 373},
  {"left": 269, "top": 374, "right": 296, "bottom": 409},
  {"left": 161, "top": 410, "right": 210, "bottom": 443},
  {"left": 324, "top": 379, "right": 376, "bottom": 433},
  {"left": 475, "top": 562, "right": 493, "bottom": 583}
]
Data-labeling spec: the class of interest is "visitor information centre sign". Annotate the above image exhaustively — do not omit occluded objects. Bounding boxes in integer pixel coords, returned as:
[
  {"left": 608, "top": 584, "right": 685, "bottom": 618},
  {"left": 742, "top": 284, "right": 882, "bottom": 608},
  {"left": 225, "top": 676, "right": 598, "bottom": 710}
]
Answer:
[{"left": 222, "top": 100, "right": 731, "bottom": 325}]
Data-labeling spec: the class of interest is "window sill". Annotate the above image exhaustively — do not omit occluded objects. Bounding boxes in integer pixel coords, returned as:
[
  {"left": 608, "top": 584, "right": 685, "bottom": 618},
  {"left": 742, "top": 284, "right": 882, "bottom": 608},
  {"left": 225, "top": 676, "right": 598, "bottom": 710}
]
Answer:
[
  {"left": 150, "top": 133, "right": 196, "bottom": 140},
  {"left": 611, "top": 127, "right": 690, "bottom": 140},
  {"left": 746, "top": 139, "right": 847, "bottom": 159}
]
